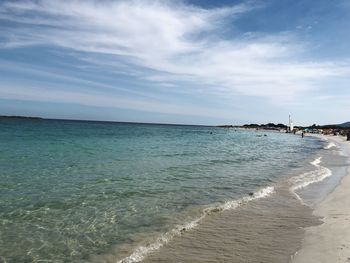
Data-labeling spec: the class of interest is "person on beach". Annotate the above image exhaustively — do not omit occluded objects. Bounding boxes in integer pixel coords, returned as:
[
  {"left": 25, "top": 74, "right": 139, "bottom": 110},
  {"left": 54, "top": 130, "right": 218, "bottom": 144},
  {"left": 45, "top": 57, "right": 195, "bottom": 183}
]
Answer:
[{"left": 302, "top": 131, "right": 304, "bottom": 138}]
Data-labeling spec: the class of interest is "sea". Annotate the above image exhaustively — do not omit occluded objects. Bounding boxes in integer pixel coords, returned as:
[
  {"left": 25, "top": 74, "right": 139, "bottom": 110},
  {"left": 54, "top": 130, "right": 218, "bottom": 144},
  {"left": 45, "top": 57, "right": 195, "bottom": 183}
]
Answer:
[{"left": 0, "top": 119, "right": 348, "bottom": 263}]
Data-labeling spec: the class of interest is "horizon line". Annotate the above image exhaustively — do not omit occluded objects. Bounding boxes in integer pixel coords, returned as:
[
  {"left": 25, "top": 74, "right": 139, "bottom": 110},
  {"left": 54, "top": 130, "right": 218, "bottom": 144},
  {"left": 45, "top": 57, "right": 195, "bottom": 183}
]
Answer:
[{"left": 0, "top": 115, "right": 346, "bottom": 128}]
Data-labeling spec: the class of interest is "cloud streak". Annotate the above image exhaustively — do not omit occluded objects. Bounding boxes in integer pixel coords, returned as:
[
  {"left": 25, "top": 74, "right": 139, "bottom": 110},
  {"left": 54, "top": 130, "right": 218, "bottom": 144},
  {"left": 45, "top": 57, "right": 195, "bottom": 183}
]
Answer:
[
  {"left": 0, "top": 83, "right": 236, "bottom": 119},
  {"left": 0, "top": 0, "right": 350, "bottom": 107}
]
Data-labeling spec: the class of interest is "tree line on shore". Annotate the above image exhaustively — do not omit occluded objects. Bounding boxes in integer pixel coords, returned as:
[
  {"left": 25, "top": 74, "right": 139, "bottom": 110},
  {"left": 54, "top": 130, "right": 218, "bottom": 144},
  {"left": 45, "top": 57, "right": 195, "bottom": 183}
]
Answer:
[{"left": 217, "top": 122, "right": 350, "bottom": 130}]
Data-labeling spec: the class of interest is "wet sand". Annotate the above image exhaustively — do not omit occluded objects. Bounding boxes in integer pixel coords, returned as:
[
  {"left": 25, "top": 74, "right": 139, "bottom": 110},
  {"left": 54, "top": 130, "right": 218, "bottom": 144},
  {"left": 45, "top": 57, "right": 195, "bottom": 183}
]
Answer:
[
  {"left": 92, "top": 186, "right": 321, "bottom": 263},
  {"left": 95, "top": 134, "right": 349, "bottom": 263},
  {"left": 293, "top": 135, "right": 350, "bottom": 263},
  {"left": 142, "top": 187, "right": 320, "bottom": 263}
]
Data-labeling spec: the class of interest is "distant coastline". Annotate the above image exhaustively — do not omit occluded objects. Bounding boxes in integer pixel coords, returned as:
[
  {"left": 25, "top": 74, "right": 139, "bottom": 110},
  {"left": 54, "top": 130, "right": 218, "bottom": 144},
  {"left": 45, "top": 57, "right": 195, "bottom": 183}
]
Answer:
[
  {"left": 1, "top": 115, "right": 349, "bottom": 134},
  {"left": 0, "top": 115, "right": 210, "bottom": 127},
  {"left": 217, "top": 123, "right": 287, "bottom": 131},
  {"left": 0, "top": 115, "right": 43, "bottom": 120},
  {"left": 217, "top": 122, "right": 350, "bottom": 137}
]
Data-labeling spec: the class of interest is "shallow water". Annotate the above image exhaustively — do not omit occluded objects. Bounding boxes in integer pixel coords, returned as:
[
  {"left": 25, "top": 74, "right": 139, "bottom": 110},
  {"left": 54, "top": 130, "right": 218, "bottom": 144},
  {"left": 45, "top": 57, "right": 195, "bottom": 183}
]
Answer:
[
  {"left": 0, "top": 119, "right": 327, "bottom": 262},
  {"left": 296, "top": 138, "right": 350, "bottom": 207}
]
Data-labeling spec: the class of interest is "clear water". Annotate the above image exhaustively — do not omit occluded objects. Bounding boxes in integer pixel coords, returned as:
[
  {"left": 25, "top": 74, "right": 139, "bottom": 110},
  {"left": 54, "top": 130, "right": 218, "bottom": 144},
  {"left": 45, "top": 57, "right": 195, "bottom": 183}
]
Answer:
[{"left": 0, "top": 119, "right": 322, "bottom": 262}]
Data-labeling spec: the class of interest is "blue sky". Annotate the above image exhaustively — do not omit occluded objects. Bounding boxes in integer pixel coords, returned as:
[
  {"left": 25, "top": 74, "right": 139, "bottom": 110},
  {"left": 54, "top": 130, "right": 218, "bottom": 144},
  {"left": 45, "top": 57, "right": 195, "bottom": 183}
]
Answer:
[{"left": 0, "top": 0, "right": 349, "bottom": 125}]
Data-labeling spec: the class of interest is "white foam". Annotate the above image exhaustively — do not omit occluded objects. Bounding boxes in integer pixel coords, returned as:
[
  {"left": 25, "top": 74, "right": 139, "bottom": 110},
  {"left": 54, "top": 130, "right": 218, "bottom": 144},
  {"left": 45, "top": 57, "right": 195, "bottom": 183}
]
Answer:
[
  {"left": 310, "top": 156, "right": 321, "bottom": 166},
  {"left": 324, "top": 142, "right": 336, "bottom": 150},
  {"left": 117, "top": 186, "right": 275, "bottom": 263},
  {"left": 207, "top": 186, "right": 275, "bottom": 212},
  {"left": 290, "top": 157, "right": 332, "bottom": 193},
  {"left": 254, "top": 186, "right": 275, "bottom": 198}
]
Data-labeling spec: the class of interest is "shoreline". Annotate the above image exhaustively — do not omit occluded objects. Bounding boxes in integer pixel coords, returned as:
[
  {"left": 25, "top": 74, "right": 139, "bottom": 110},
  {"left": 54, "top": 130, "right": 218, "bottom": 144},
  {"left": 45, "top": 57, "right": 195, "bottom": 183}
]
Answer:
[
  {"left": 95, "top": 133, "right": 346, "bottom": 263},
  {"left": 103, "top": 137, "right": 330, "bottom": 263},
  {"left": 293, "top": 135, "right": 350, "bottom": 262}
]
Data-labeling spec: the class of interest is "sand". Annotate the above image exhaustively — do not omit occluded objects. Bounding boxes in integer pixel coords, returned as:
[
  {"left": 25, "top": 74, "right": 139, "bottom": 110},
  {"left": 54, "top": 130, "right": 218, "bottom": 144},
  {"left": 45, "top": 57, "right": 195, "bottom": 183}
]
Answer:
[
  {"left": 96, "top": 134, "right": 350, "bottom": 263},
  {"left": 141, "top": 187, "right": 318, "bottom": 263},
  {"left": 293, "top": 135, "right": 350, "bottom": 263}
]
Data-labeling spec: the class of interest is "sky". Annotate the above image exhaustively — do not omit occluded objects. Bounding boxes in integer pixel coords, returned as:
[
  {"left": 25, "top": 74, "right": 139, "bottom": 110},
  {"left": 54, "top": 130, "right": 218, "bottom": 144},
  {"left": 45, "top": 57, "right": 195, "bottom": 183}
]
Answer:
[{"left": 0, "top": 0, "right": 349, "bottom": 125}]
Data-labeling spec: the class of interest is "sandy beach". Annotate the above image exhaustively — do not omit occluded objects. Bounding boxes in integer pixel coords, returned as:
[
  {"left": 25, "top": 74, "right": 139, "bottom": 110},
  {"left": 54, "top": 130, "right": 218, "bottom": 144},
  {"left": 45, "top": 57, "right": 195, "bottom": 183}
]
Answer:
[
  {"left": 109, "top": 133, "right": 350, "bottom": 263},
  {"left": 293, "top": 135, "right": 350, "bottom": 263}
]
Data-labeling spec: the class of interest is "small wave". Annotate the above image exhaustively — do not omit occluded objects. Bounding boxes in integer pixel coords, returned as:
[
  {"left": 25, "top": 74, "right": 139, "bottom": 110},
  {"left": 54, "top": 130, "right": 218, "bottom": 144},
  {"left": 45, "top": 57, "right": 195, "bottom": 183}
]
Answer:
[
  {"left": 310, "top": 156, "right": 321, "bottom": 166},
  {"left": 207, "top": 186, "right": 275, "bottom": 212},
  {"left": 290, "top": 157, "right": 332, "bottom": 193},
  {"left": 324, "top": 142, "right": 336, "bottom": 150},
  {"left": 116, "top": 186, "right": 274, "bottom": 263}
]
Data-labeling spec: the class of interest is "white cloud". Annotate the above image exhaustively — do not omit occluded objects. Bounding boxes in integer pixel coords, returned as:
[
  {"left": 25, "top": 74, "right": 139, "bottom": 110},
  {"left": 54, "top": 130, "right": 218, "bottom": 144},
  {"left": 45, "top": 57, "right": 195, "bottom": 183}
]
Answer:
[{"left": 0, "top": 0, "right": 350, "bottom": 103}]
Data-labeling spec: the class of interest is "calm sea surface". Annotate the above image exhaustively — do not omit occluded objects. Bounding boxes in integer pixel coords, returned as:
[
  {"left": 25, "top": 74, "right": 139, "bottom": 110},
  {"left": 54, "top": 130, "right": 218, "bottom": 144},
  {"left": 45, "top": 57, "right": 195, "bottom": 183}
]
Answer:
[{"left": 0, "top": 119, "right": 323, "bottom": 262}]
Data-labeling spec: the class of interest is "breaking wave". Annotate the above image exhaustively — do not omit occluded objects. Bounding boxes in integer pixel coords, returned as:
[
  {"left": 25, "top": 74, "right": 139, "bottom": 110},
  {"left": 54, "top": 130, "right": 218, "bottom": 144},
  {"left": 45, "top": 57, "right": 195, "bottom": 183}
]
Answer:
[
  {"left": 324, "top": 142, "right": 336, "bottom": 150},
  {"left": 289, "top": 157, "right": 332, "bottom": 194},
  {"left": 117, "top": 186, "right": 275, "bottom": 263}
]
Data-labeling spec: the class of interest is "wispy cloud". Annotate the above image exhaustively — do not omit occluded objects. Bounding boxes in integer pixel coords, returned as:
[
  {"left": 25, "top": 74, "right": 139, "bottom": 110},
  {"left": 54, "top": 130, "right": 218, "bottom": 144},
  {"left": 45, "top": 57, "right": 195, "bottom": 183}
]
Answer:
[
  {"left": 0, "top": 0, "right": 349, "bottom": 106},
  {"left": 0, "top": 83, "right": 236, "bottom": 119}
]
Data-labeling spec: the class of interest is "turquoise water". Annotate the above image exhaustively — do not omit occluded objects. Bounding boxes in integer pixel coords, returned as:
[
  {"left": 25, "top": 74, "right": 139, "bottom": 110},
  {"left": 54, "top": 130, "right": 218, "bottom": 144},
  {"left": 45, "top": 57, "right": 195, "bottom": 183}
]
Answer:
[{"left": 0, "top": 119, "right": 322, "bottom": 262}]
